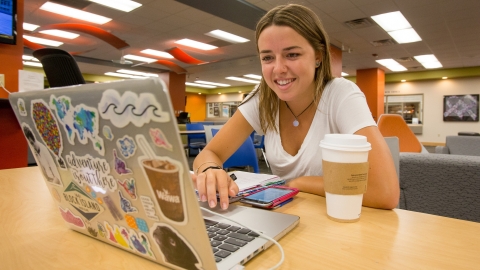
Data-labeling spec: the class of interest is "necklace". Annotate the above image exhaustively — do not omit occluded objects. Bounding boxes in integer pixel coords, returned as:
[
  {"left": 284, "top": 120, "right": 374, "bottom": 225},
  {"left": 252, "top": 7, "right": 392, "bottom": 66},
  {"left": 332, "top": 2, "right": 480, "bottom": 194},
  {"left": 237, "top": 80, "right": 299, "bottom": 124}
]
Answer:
[{"left": 285, "top": 100, "right": 314, "bottom": 127}]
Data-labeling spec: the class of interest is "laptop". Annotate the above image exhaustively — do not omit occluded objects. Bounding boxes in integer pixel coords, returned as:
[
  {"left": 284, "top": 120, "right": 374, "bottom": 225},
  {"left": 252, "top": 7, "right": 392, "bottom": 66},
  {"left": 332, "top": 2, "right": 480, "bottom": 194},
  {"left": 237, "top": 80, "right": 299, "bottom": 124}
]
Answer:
[{"left": 8, "top": 77, "right": 299, "bottom": 270}]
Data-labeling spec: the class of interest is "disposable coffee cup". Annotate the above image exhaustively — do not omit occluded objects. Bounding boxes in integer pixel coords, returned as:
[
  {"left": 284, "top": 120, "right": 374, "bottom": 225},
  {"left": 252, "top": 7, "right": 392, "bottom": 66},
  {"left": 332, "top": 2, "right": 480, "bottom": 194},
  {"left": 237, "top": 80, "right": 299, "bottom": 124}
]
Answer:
[
  {"left": 319, "top": 134, "right": 371, "bottom": 222},
  {"left": 142, "top": 158, "right": 185, "bottom": 223}
]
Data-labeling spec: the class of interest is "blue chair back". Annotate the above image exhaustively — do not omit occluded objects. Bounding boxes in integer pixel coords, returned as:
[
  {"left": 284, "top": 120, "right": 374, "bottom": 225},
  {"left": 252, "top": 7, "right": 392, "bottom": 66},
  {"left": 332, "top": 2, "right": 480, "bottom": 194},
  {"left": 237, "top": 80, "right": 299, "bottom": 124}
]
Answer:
[
  {"left": 253, "top": 132, "right": 265, "bottom": 149},
  {"left": 212, "top": 129, "right": 259, "bottom": 173},
  {"left": 186, "top": 123, "right": 206, "bottom": 152}
]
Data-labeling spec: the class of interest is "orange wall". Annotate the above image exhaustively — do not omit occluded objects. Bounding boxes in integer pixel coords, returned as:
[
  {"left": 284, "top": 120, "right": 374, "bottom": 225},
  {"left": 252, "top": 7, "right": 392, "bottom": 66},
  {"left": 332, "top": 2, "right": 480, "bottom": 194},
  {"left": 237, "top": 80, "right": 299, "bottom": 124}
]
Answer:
[
  {"left": 0, "top": 0, "right": 28, "bottom": 169},
  {"left": 330, "top": 45, "right": 342, "bottom": 77},
  {"left": 186, "top": 93, "right": 206, "bottom": 121}
]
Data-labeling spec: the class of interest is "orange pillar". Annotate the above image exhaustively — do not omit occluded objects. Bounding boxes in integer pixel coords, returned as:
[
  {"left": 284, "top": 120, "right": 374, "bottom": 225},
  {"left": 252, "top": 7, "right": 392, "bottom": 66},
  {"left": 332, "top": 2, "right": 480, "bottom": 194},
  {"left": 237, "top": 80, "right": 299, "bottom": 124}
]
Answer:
[
  {"left": 0, "top": 0, "right": 28, "bottom": 169},
  {"left": 330, "top": 45, "right": 342, "bottom": 78},
  {"left": 158, "top": 72, "right": 186, "bottom": 116},
  {"left": 356, "top": 68, "right": 385, "bottom": 122}
]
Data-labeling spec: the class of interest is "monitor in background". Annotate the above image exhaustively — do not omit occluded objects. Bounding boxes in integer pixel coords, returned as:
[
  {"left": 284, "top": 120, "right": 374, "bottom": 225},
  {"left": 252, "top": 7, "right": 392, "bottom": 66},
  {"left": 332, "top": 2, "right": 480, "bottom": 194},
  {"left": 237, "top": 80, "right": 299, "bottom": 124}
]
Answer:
[{"left": 0, "top": 0, "right": 17, "bottom": 45}]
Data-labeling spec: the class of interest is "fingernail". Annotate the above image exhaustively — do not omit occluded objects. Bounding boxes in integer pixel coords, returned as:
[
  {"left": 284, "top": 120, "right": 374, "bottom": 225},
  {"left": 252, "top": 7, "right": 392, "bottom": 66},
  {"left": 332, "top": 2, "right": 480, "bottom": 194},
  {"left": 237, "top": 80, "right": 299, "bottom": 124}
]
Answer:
[
  {"left": 201, "top": 195, "right": 207, "bottom": 202},
  {"left": 209, "top": 200, "right": 216, "bottom": 208},
  {"left": 222, "top": 202, "right": 228, "bottom": 210}
]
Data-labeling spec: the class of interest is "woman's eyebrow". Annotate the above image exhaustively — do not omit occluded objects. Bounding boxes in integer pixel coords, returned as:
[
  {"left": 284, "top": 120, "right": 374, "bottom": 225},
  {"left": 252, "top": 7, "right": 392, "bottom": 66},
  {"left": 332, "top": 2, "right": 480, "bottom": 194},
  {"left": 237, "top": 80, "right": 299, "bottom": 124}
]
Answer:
[{"left": 259, "top": 46, "right": 302, "bottom": 54}]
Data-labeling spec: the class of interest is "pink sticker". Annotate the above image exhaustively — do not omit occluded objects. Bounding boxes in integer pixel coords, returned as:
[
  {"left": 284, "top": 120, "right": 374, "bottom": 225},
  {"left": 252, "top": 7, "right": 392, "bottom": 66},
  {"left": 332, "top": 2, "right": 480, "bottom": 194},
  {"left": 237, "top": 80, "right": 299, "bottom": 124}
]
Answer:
[
  {"left": 149, "top": 128, "right": 173, "bottom": 151},
  {"left": 59, "top": 206, "right": 85, "bottom": 228}
]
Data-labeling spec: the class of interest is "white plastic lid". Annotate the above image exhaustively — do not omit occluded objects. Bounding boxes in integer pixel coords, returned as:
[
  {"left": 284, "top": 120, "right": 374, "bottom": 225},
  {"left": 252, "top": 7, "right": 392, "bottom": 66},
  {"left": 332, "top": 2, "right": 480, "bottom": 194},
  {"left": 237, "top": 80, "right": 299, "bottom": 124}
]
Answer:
[{"left": 319, "top": 134, "right": 371, "bottom": 152}]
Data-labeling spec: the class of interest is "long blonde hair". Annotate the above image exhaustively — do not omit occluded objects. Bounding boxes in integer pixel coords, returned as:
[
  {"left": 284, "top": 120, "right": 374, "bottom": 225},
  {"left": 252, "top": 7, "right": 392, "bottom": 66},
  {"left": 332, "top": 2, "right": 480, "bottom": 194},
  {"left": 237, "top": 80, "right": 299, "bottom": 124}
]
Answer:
[{"left": 242, "top": 4, "right": 334, "bottom": 133}]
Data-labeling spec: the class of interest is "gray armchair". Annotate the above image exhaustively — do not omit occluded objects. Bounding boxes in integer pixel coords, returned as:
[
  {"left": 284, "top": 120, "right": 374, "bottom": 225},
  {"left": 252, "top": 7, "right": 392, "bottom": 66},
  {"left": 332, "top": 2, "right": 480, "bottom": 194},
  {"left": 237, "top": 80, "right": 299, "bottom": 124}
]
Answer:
[
  {"left": 399, "top": 153, "right": 480, "bottom": 222},
  {"left": 435, "top": 136, "right": 480, "bottom": 156}
]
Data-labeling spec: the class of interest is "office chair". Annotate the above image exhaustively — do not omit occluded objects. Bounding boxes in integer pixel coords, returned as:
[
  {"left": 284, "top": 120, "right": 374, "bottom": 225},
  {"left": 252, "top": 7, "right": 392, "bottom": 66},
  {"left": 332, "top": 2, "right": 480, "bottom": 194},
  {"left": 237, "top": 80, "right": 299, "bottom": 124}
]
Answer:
[
  {"left": 377, "top": 114, "right": 427, "bottom": 153},
  {"left": 211, "top": 129, "right": 259, "bottom": 173},
  {"left": 32, "top": 48, "right": 86, "bottom": 88},
  {"left": 204, "top": 124, "right": 224, "bottom": 144},
  {"left": 186, "top": 123, "right": 206, "bottom": 156},
  {"left": 252, "top": 132, "right": 269, "bottom": 168},
  {"left": 177, "top": 112, "right": 191, "bottom": 124}
]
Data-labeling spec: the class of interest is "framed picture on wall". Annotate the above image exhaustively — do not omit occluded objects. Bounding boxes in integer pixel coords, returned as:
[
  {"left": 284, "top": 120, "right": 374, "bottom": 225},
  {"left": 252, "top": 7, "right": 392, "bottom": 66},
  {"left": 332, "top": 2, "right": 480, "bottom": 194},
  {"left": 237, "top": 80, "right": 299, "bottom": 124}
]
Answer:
[
  {"left": 443, "top": 94, "right": 479, "bottom": 122},
  {"left": 213, "top": 107, "right": 219, "bottom": 116}
]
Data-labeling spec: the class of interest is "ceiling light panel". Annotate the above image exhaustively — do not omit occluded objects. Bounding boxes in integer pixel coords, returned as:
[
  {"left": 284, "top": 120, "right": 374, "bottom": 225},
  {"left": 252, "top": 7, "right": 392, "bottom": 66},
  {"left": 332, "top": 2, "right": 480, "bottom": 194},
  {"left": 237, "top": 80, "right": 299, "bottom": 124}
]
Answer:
[
  {"left": 89, "top": 0, "right": 142, "bottom": 12},
  {"left": 226, "top": 77, "right": 260, "bottom": 84},
  {"left": 371, "top": 11, "right": 421, "bottom": 44},
  {"left": 243, "top": 74, "right": 262, "bottom": 80},
  {"left": 341, "top": 72, "right": 349, "bottom": 76},
  {"left": 387, "top": 28, "right": 421, "bottom": 44},
  {"left": 116, "top": 69, "right": 158, "bottom": 77},
  {"left": 414, "top": 54, "right": 443, "bottom": 69},
  {"left": 175, "top": 39, "right": 217, "bottom": 50},
  {"left": 24, "top": 35, "right": 63, "bottom": 47},
  {"left": 123, "top": 54, "right": 157, "bottom": 63},
  {"left": 194, "top": 80, "right": 230, "bottom": 87},
  {"left": 23, "top": 23, "right": 39, "bottom": 31},
  {"left": 23, "top": 61, "right": 43, "bottom": 67},
  {"left": 205, "top": 30, "right": 249, "bottom": 43},
  {"left": 141, "top": 49, "right": 174, "bottom": 59},
  {"left": 186, "top": 82, "right": 217, "bottom": 88},
  {"left": 376, "top": 59, "right": 407, "bottom": 72},
  {"left": 105, "top": 72, "right": 145, "bottom": 79},
  {"left": 39, "top": 30, "right": 79, "bottom": 39},
  {"left": 40, "top": 2, "right": 112, "bottom": 25}
]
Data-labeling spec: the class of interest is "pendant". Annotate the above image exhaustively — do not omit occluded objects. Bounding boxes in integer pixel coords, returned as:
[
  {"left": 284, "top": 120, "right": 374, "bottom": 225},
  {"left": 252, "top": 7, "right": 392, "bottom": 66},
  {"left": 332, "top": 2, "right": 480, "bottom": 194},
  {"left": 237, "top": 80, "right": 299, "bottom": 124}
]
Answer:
[{"left": 293, "top": 119, "right": 299, "bottom": 127}]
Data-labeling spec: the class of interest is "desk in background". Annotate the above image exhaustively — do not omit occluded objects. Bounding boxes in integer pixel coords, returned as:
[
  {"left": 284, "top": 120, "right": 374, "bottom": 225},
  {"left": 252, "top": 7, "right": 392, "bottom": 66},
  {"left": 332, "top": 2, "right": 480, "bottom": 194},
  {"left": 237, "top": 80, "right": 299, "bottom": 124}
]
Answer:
[{"left": 1, "top": 167, "right": 479, "bottom": 269}]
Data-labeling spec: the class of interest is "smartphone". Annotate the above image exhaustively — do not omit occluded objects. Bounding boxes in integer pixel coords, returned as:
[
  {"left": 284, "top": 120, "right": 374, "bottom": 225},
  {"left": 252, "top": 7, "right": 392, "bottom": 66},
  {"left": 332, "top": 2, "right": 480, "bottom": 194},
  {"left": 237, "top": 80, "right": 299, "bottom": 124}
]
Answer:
[{"left": 240, "top": 186, "right": 298, "bottom": 209}]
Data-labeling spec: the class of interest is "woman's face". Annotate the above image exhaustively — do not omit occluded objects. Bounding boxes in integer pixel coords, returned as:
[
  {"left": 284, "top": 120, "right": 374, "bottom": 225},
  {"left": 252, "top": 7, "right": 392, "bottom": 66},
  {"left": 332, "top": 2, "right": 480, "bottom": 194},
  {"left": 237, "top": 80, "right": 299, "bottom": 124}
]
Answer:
[{"left": 258, "top": 25, "right": 319, "bottom": 102}]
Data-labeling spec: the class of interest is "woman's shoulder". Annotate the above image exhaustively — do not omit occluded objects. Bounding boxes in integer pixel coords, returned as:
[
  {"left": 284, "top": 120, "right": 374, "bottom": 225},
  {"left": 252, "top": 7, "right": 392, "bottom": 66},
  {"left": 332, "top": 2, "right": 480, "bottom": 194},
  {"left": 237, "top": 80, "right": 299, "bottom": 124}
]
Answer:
[{"left": 327, "top": 77, "right": 359, "bottom": 90}]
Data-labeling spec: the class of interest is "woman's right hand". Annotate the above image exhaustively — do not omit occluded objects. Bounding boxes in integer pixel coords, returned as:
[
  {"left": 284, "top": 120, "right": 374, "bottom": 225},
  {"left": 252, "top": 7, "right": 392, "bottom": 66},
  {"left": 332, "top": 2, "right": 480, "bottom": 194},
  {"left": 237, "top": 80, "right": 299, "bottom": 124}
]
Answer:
[{"left": 192, "top": 169, "right": 239, "bottom": 210}]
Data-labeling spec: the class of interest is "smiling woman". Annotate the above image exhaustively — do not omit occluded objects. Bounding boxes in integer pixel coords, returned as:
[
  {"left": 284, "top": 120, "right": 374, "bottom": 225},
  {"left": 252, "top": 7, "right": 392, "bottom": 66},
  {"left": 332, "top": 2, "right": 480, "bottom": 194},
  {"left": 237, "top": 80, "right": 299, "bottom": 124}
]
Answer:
[{"left": 192, "top": 4, "right": 400, "bottom": 211}]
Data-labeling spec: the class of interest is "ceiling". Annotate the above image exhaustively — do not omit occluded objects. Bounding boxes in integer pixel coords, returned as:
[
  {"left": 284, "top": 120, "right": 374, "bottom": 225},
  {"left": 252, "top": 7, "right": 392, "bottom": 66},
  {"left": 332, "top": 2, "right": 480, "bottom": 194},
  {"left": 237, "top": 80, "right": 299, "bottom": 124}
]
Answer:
[{"left": 23, "top": 0, "right": 480, "bottom": 87}]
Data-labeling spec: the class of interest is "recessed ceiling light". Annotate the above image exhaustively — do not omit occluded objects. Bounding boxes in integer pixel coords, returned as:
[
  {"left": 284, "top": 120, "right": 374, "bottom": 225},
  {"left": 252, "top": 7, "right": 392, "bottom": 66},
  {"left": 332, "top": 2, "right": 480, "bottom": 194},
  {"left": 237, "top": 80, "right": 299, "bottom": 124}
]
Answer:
[
  {"left": 194, "top": 80, "right": 230, "bottom": 87},
  {"left": 23, "top": 35, "right": 63, "bottom": 47},
  {"left": 341, "top": 72, "right": 349, "bottom": 76},
  {"left": 105, "top": 72, "right": 145, "bottom": 79},
  {"left": 371, "top": 11, "right": 421, "bottom": 44},
  {"left": 40, "top": 30, "right": 79, "bottom": 39},
  {"left": 23, "top": 23, "right": 39, "bottom": 31},
  {"left": 414, "top": 54, "right": 443, "bottom": 69},
  {"left": 442, "top": 77, "right": 448, "bottom": 80},
  {"left": 225, "top": 77, "right": 261, "bottom": 84},
  {"left": 23, "top": 61, "right": 43, "bottom": 67},
  {"left": 117, "top": 69, "right": 158, "bottom": 77},
  {"left": 218, "top": 93, "right": 221, "bottom": 95},
  {"left": 375, "top": 59, "right": 407, "bottom": 72},
  {"left": 175, "top": 39, "right": 217, "bottom": 50},
  {"left": 401, "top": 79, "right": 406, "bottom": 82},
  {"left": 89, "top": 0, "right": 141, "bottom": 12},
  {"left": 185, "top": 82, "right": 216, "bottom": 88},
  {"left": 140, "top": 49, "right": 174, "bottom": 59},
  {"left": 243, "top": 74, "right": 262, "bottom": 80},
  {"left": 40, "top": 2, "right": 112, "bottom": 25},
  {"left": 205, "top": 30, "right": 249, "bottom": 43},
  {"left": 123, "top": 54, "right": 157, "bottom": 63}
]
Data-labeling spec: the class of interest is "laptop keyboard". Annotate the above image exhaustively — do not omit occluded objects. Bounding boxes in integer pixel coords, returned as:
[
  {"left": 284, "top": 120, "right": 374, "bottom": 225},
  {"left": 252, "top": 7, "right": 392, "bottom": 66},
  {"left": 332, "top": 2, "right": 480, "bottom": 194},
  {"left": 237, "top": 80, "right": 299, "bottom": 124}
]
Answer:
[{"left": 204, "top": 219, "right": 260, "bottom": 263}]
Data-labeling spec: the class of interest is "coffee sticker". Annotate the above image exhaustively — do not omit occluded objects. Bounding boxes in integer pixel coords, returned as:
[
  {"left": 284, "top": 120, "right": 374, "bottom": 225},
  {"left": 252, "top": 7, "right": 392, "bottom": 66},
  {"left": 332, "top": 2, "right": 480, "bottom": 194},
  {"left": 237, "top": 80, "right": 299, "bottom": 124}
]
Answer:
[{"left": 322, "top": 161, "right": 369, "bottom": 195}]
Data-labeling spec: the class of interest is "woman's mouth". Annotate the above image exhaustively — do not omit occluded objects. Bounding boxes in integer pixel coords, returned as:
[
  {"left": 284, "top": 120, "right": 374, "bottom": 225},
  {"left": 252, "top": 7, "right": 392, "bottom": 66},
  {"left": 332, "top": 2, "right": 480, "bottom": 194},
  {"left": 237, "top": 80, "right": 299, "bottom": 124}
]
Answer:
[{"left": 275, "top": 78, "right": 295, "bottom": 86}]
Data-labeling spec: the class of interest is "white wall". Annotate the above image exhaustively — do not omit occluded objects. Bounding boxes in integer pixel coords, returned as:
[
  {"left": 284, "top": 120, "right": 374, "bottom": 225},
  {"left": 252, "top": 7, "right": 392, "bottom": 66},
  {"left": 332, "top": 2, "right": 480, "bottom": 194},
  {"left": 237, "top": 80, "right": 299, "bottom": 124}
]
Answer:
[
  {"left": 385, "top": 77, "right": 480, "bottom": 143},
  {"left": 206, "top": 93, "right": 244, "bottom": 103}
]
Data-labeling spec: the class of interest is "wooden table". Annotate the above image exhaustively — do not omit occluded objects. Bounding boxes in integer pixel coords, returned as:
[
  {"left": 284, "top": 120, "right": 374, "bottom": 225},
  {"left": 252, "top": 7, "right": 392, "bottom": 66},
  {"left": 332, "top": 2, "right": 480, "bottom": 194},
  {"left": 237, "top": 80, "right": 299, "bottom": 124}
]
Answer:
[{"left": 1, "top": 167, "right": 479, "bottom": 269}]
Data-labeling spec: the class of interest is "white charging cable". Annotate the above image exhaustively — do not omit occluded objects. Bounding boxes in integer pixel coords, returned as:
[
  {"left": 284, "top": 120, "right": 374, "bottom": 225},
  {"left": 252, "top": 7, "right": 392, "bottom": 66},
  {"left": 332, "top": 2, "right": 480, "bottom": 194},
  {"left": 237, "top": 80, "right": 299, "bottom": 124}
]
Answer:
[
  {"left": 0, "top": 80, "right": 11, "bottom": 94},
  {"left": 200, "top": 207, "right": 285, "bottom": 270}
]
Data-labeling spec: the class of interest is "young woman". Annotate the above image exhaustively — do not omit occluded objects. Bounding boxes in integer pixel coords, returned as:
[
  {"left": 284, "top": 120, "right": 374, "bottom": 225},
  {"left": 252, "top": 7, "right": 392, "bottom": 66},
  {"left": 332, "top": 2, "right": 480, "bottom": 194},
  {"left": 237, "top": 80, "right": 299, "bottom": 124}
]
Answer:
[{"left": 193, "top": 4, "right": 399, "bottom": 211}]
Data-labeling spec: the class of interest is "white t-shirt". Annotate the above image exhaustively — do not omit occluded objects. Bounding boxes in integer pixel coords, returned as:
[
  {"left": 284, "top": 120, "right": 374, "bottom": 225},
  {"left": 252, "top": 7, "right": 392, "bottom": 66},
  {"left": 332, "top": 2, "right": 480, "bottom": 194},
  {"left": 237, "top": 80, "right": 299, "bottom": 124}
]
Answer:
[{"left": 239, "top": 78, "right": 376, "bottom": 181}]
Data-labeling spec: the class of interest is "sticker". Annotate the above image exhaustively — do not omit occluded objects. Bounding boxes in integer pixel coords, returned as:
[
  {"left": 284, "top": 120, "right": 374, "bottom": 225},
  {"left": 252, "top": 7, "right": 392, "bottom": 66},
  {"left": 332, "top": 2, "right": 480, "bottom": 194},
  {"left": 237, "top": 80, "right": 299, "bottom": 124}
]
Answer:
[
  {"left": 97, "top": 222, "right": 106, "bottom": 238},
  {"left": 103, "top": 125, "right": 114, "bottom": 141},
  {"left": 113, "top": 149, "right": 132, "bottom": 175},
  {"left": 103, "top": 195, "right": 123, "bottom": 221},
  {"left": 22, "top": 123, "right": 63, "bottom": 187},
  {"left": 119, "top": 191, "right": 138, "bottom": 213},
  {"left": 116, "top": 135, "right": 136, "bottom": 159},
  {"left": 59, "top": 206, "right": 85, "bottom": 228},
  {"left": 136, "top": 135, "right": 187, "bottom": 225},
  {"left": 115, "top": 226, "right": 130, "bottom": 248},
  {"left": 151, "top": 223, "right": 202, "bottom": 270},
  {"left": 149, "top": 128, "right": 172, "bottom": 151},
  {"left": 129, "top": 229, "right": 155, "bottom": 258},
  {"left": 118, "top": 178, "right": 136, "bottom": 199},
  {"left": 50, "top": 95, "right": 105, "bottom": 156},
  {"left": 104, "top": 222, "right": 118, "bottom": 243},
  {"left": 31, "top": 99, "right": 66, "bottom": 168},
  {"left": 136, "top": 217, "right": 149, "bottom": 233},
  {"left": 98, "top": 89, "right": 170, "bottom": 128},
  {"left": 66, "top": 152, "right": 117, "bottom": 192},
  {"left": 87, "top": 225, "right": 98, "bottom": 237},
  {"left": 51, "top": 187, "right": 61, "bottom": 202},
  {"left": 18, "top": 98, "right": 27, "bottom": 116},
  {"left": 125, "top": 214, "right": 138, "bottom": 229},
  {"left": 63, "top": 182, "right": 104, "bottom": 221},
  {"left": 140, "top": 195, "right": 159, "bottom": 221}
]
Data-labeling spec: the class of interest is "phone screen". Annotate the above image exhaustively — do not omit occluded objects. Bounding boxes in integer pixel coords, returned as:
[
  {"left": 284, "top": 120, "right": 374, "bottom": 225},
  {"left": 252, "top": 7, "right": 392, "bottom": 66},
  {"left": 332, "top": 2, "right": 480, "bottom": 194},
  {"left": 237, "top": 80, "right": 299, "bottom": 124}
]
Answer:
[{"left": 244, "top": 188, "right": 292, "bottom": 204}]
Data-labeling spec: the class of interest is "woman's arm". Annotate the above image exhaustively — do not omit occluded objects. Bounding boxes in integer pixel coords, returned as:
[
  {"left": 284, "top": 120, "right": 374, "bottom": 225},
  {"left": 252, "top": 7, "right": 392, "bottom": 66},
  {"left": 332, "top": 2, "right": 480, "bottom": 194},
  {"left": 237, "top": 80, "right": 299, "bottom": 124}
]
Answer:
[
  {"left": 193, "top": 110, "right": 254, "bottom": 209},
  {"left": 287, "top": 126, "right": 399, "bottom": 210}
]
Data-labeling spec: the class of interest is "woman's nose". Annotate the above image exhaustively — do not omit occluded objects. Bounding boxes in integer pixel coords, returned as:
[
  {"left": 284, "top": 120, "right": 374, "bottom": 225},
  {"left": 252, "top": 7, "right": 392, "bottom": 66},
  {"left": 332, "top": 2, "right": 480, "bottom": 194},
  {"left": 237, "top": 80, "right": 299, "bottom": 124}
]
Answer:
[{"left": 273, "top": 58, "right": 287, "bottom": 73}]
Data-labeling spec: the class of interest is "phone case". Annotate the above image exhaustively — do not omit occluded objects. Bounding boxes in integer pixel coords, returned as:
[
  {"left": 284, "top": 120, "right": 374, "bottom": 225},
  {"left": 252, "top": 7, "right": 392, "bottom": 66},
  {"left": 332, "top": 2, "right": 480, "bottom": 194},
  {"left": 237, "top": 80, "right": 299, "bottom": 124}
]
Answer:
[{"left": 241, "top": 186, "right": 299, "bottom": 209}]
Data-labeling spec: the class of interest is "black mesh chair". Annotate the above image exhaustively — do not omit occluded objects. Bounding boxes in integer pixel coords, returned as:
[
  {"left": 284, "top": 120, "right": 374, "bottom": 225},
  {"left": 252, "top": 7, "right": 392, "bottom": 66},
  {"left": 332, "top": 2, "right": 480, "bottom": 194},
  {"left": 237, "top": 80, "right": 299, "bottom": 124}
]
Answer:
[{"left": 32, "top": 48, "right": 86, "bottom": 87}]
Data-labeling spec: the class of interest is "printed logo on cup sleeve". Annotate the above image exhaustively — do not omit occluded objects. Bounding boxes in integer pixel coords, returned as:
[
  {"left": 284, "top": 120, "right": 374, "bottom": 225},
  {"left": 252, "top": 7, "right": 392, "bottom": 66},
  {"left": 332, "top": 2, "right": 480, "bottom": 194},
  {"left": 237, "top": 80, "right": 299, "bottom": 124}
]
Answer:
[{"left": 322, "top": 161, "right": 369, "bottom": 195}]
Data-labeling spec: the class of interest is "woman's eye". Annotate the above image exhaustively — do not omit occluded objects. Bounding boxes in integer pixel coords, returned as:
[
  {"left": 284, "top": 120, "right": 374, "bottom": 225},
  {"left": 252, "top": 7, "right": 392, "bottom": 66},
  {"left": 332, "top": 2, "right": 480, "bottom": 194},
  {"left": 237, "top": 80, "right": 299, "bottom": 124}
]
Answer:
[
  {"left": 261, "top": 56, "right": 273, "bottom": 62},
  {"left": 287, "top": 53, "right": 300, "bottom": 59}
]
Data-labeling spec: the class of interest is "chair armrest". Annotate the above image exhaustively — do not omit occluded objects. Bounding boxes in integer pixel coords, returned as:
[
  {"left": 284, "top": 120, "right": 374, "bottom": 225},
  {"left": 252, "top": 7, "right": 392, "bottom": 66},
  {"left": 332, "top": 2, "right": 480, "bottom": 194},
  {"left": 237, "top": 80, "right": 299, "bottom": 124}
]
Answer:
[{"left": 435, "top": 146, "right": 449, "bottom": 154}]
